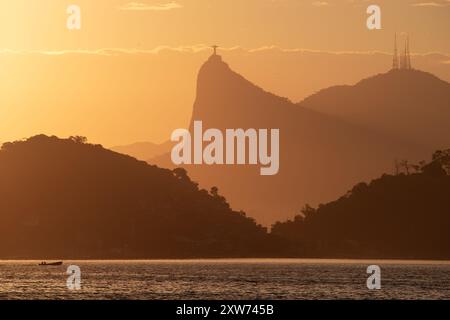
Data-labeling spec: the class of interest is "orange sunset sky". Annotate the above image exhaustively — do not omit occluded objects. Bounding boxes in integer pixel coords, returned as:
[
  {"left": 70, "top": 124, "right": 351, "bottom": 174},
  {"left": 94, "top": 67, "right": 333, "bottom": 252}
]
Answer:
[{"left": 1, "top": 0, "right": 450, "bottom": 146}]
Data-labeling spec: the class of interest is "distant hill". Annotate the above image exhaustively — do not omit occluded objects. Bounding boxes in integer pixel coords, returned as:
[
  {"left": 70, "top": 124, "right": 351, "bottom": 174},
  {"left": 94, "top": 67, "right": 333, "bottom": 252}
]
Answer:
[
  {"left": 111, "top": 141, "right": 172, "bottom": 161},
  {"left": 301, "top": 69, "right": 450, "bottom": 149},
  {"left": 271, "top": 149, "right": 450, "bottom": 260},
  {"left": 151, "top": 55, "right": 426, "bottom": 225},
  {"left": 0, "top": 135, "right": 277, "bottom": 259},
  {"left": 1, "top": 136, "right": 448, "bottom": 259}
]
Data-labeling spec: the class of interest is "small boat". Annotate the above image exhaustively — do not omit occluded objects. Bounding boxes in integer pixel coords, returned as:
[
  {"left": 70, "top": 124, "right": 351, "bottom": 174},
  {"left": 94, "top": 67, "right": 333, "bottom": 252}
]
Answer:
[{"left": 38, "top": 261, "right": 63, "bottom": 266}]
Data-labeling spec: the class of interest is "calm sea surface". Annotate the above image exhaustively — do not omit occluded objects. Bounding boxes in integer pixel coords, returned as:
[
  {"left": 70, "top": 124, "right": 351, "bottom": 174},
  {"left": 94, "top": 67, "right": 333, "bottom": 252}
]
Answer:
[{"left": 0, "top": 259, "right": 449, "bottom": 300}]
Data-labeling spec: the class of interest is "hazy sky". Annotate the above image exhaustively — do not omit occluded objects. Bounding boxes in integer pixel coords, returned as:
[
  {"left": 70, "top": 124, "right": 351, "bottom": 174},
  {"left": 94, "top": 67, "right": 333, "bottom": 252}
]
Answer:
[
  {"left": 1, "top": 0, "right": 449, "bottom": 145},
  {"left": 1, "top": 0, "right": 449, "bottom": 52}
]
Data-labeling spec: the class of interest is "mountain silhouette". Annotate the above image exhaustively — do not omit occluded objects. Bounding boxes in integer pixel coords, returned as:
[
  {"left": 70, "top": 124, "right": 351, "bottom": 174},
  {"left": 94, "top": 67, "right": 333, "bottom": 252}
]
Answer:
[
  {"left": 272, "top": 149, "right": 450, "bottom": 259},
  {"left": 301, "top": 69, "right": 450, "bottom": 150},
  {"left": 1, "top": 135, "right": 447, "bottom": 259},
  {"left": 151, "top": 55, "right": 426, "bottom": 225},
  {"left": 0, "top": 135, "right": 278, "bottom": 259},
  {"left": 111, "top": 141, "right": 172, "bottom": 161}
]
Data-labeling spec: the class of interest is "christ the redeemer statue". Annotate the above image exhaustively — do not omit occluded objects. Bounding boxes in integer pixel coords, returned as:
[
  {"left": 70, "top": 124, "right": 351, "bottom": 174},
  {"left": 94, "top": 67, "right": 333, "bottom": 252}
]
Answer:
[{"left": 211, "top": 45, "right": 219, "bottom": 56}]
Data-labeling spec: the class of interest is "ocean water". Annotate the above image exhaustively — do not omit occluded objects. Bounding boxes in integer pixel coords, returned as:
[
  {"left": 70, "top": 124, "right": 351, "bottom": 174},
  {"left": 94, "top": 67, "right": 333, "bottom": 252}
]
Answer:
[{"left": 0, "top": 259, "right": 449, "bottom": 300}]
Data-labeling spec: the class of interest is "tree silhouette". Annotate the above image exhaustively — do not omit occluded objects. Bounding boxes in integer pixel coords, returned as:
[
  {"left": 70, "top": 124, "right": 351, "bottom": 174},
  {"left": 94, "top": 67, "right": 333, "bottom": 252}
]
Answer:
[
  {"left": 210, "top": 186, "right": 219, "bottom": 197},
  {"left": 432, "top": 149, "right": 450, "bottom": 174},
  {"left": 173, "top": 167, "right": 189, "bottom": 181},
  {"left": 69, "top": 136, "right": 88, "bottom": 144}
]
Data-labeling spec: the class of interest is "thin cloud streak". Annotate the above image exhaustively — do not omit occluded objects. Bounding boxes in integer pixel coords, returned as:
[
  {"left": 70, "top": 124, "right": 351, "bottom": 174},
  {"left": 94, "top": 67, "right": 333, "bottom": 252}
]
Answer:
[
  {"left": 312, "top": 1, "right": 330, "bottom": 7},
  {"left": 411, "top": 0, "right": 450, "bottom": 7},
  {"left": 2, "top": 46, "right": 450, "bottom": 59},
  {"left": 118, "top": 2, "right": 183, "bottom": 11}
]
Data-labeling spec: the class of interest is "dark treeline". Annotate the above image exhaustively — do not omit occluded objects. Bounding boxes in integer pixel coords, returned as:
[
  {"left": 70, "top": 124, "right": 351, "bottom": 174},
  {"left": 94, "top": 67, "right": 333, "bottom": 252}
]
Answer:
[
  {"left": 0, "top": 135, "right": 279, "bottom": 259},
  {"left": 271, "top": 150, "right": 450, "bottom": 259},
  {"left": 0, "top": 135, "right": 449, "bottom": 259}
]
